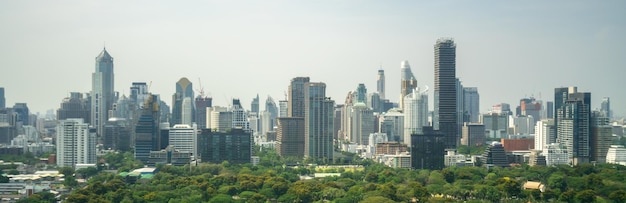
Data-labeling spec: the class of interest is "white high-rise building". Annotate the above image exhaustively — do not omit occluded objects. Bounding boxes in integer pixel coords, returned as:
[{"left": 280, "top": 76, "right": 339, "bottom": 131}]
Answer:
[
  {"left": 169, "top": 124, "right": 198, "bottom": 157},
  {"left": 56, "top": 119, "right": 96, "bottom": 168},
  {"left": 403, "top": 87, "right": 429, "bottom": 145},
  {"left": 534, "top": 119, "right": 555, "bottom": 151}
]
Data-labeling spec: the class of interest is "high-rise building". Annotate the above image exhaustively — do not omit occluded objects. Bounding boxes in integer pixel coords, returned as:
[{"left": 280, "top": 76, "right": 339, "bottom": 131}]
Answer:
[
  {"left": 379, "top": 108, "right": 404, "bottom": 143},
  {"left": 103, "top": 118, "right": 131, "bottom": 151},
  {"left": 400, "top": 60, "right": 418, "bottom": 110},
  {"left": 461, "top": 123, "right": 485, "bottom": 147},
  {"left": 348, "top": 103, "right": 374, "bottom": 145},
  {"left": 169, "top": 124, "right": 198, "bottom": 158},
  {"left": 591, "top": 111, "right": 612, "bottom": 163},
  {"left": 546, "top": 101, "right": 554, "bottom": 120},
  {"left": 434, "top": 38, "right": 457, "bottom": 148},
  {"left": 251, "top": 94, "right": 260, "bottom": 116},
  {"left": 231, "top": 99, "right": 249, "bottom": 130},
  {"left": 411, "top": 126, "right": 445, "bottom": 170},
  {"left": 355, "top": 84, "right": 367, "bottom": 104},
  {"left": 304, "top": 82, "right": 335, "bottom": 160},
  {"left": 276, "top": 117, "right": 305, "bottom": 158},
  {"left": 288, "top": 77, "right": 310, "bottom": 118},
  {"left": 134, "top": 95, "right": 161, "bottom": 164},
  {"left": 195, "top": 95, "right": 212, "bottom": 130},
  {"left": 130, "top": 82, "right": 149, "bottom": 106},
  {"left": 12, "top": 103, "right": 29, "bottom": 126},
  {"left": 403, "top": 87, "right": 429, "bottom": 146},
  {"left": 198, "top": 128, "right": 252, "bottom": 164},
  {"left": 279, "top": 100, "right": 288, "bottom": 117},
  {"left": 91, "top": 48, "right": 115, "bottom": 136},
  {"left": 534, "top": 119, "right": 555, "bottom": 151},
  {"left": 208, "top": 106, "right": 231, "bottom": 132},
  {"left": 265, "top": 96, "right": 278, "bottom": 130},
  {"left": 369, "top": 92, "right": 383, "bottom": 113},
  {"left": 377, "top": 69, "right": 385, "bottom": 99},
  {"left": 172, "top": 77, "right": 194, "bottom": 126},
  {"left": 512, "top": 116, "right": 535, "bottom": 135},
  {"left": 57, "top": 92, "right": 90, "bottom": 123},
  {"left": 517, "top": 97, "right": 542, "bottom": 121},
  {"left": 481, "top": 112, "right": 509, "bottom": 139},
  {"left": 463, "top": 87, "right": 480, "bottom": 123},
  {"left": 0, "top": 87, "right": 5, "bottom": 109},
  {"left": 56, "top": 118, "right": 97, "bottom": 168},
  {"left": 601, "top": 97, "right": 611, "bottom": 119},
  {"left": 456, "top": 79, "right": 465, "bottom": 138},
  {"left": 556, "top": 87, "right": 591, "bottom": 165}
]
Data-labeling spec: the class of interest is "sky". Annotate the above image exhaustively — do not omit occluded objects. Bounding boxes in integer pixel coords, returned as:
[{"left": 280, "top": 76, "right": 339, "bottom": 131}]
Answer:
[{"left": 1, "top": 1, "right": 625, "bottom": 118}]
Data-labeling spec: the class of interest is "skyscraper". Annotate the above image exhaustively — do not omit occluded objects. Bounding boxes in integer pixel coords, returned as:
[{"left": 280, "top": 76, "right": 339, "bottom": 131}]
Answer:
[
  {"left": 288, "top": 77, "right": 310, "bottom": 118},
  {"left": 556, "top": 87, "right": 591, "bottom": 165},
  {"left": 172, "top": 77, "right": 194, "bottom": 126},
  {"left": 463, "top": 87, "right": 480, "bottom": 123},
  {"left": 0, "top": 87, "right": 5, "bottom": 109},
  {"left": 103, "top": 118, "right": 131, "bottom": 151},
  {"left": 251, "top": 94, "right": 260, "bottom": 116},
  {"left": 534, "top": 119, "right": 555, "bottom": 151},
  {"left": 265, "top": 96, "right": 278, "bottom": 130},
  {"left": 601, "top": 97, "right": 611, "bottom": 119},
  {"left": 355, "top": 84, "right": 367, "bottom": 104},
  {"left": 403, "top": 87, "right": 429, "bottom": 145},
  {"left": 400, "top": 60, "right": 418, "bottom": 110},
  {"left": 12, "top": 103, "right": 29, "bottom": 125},
  {"left": 434, "top": 38, "right": 457, "bottom": 148},
  {"left": 304, "top": 82, "right": 335, "bottom": 160},
  {"left": 91, "top": 48, "right": 115, "bottom": 136},
  {"left": 377, "top": 69, "right": 385, "bottom": 100},
  {"left": 276, "top": 117, "right": 305, "bottom": 158},
  {"left": 134, "top": 95, "right": 161, "bottom": 164},
  {"left": 195, "top": 95, "right": 212, "bottom": 130},
  {"left": 56, "top": 118, "right": 97, "bottom": 168},
  {"left": 591, "top": 111, "right": 611, "bottom": 163}
]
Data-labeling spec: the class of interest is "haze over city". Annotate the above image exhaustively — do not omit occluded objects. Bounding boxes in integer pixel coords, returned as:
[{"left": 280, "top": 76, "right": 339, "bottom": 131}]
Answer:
[{"left": 1, "top": 1, "right": 625, "bottom": 116}]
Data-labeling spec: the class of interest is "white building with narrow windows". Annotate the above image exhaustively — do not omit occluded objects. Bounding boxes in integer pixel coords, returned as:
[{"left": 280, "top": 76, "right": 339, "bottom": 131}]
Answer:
[
  {"left": 56, "top": 119, "right": 96, "bottom": 168},
  {"left": 606, "top": 145, "right": 626, "bottom": 166},
  {"left": 169, "top": 124, "right": 198, "bottom": 158}
]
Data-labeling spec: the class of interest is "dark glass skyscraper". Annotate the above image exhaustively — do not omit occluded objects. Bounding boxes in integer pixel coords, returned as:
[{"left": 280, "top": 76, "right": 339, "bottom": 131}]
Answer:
[
  {"left": 198, "top": 128, "right": 252, "bottom": 164},
  {"left": 556, "top": 87, "right": 591, "bottom": 165},
  {"left": 411, "top": 126, "right": 445, "bottom": 170},
  {"left": 134, "top": 95, "right": 161, "bottom": 164},
  {"left": 91, "top": 48, "right": 115, "bottom": 136},
  {"left": 57, "top": 92, "right": 90, "bottom": 123},
  {"left": 434, "top": 38, "right": 457, "bottom": 148}
]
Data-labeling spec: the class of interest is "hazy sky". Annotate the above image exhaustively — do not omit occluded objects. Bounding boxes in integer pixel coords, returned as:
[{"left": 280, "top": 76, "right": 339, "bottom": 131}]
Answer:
[{"left": 1, "top": 1, "right": 625, "bottom": 117}]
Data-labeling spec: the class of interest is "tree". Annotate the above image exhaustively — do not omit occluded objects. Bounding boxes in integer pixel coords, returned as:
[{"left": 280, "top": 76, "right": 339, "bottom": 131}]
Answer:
[
  {"left": 609, "top": 190, "right": 626, "bottom": 203},
  {"left": 575, "top": 189, "right": 596, "bottom": 203},
  {"left": 76, "top": 167, "right": 99, "bottom": 179},
  {"left": 360, "top": 196, "right": 396, "bottom": 203},
  {"left": 58, "top": 167, "right": 74, "bottom": 177}
]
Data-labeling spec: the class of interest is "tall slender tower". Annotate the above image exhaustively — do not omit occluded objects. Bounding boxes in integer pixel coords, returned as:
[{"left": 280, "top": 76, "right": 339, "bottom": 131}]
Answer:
[
  {"left": 304, "top": 82, "right": 335, "bottom": 161},
  {"left": 400, "top": 60, "right": 418, "bottom": 110},
  {"left": 91, "top": 48, "right": 115, "bottom": 136},
  {"left": 601, "top": 97, "right": 611, "bottom": 119},
  {"left": 377, "top": 69, "right": 385, "bottom": 100},
  {"left": 434, "top": 38, "right": 457, "bottom": 148},
  {"left": 403, "top": 86, "right": 429, "bottom": 146}
]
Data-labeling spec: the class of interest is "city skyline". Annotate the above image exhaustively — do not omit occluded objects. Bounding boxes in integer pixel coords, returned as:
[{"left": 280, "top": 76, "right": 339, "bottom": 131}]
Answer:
[{"left": 1, "top": 1, "right": 625, "bottom": 116}]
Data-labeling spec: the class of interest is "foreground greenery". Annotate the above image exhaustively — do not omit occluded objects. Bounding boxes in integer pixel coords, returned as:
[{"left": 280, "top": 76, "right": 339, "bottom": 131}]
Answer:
[{"left": 54, "top": 148, "right": 626, "bottom": 203}]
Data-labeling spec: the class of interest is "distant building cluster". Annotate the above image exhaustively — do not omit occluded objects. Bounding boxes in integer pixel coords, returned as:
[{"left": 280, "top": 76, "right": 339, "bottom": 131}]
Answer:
[{"left": 0, "top": 38, "right": 623, "bottom": 176}]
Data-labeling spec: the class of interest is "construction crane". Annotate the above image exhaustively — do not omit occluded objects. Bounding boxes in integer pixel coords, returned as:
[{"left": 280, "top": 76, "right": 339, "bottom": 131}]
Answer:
[{"left": 197, "top": 78, "right": 205, "bottom": 98}]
